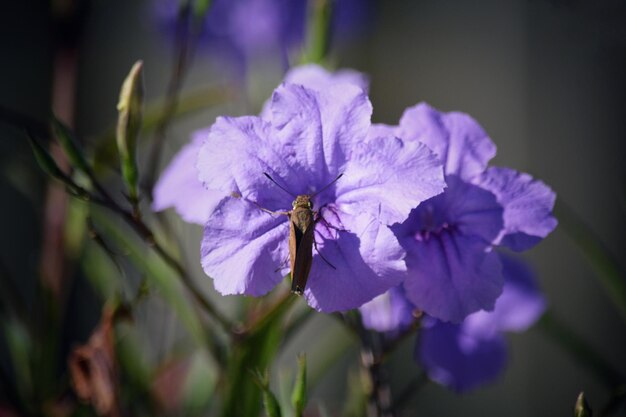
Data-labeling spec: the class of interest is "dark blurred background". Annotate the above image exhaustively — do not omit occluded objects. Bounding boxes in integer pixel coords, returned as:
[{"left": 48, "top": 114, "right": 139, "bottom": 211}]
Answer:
[{"left": 1, "top": 0, "right": 625, "bottom": 416}]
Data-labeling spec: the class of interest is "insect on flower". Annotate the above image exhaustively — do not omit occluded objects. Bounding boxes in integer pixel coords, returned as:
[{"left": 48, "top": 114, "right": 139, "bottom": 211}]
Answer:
[
  {"left": 260, "top": 172, "right": 344, "bottom": 295},
  {"left": 161, "top": 70, "right": 446, "bottom": 312}
]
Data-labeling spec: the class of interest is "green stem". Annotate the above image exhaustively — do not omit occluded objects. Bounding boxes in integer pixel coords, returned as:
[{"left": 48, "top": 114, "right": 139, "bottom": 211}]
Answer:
[
  {"left": 302, "top": 0, "right": 333, "bottom": 64},
  {"left": 143, "top": 2, "right": 195, "bottom": 197},
  {"left": 393, "top": 372, "right": 428, "bottom": 413}
]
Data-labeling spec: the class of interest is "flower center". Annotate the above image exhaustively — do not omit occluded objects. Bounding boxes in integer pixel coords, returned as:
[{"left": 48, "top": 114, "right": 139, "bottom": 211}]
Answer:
[
  {"left": 413, "top": 204, "right": 457, "bottom": 242},
  {"left": 414, "top": 222, "right": 457, "bottom": 242}
]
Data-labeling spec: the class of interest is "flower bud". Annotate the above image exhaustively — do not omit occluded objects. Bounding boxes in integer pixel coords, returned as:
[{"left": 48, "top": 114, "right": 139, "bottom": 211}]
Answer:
[
  {"left": 291, "top": 353, "right": 307, "bottom": 416},
  {"left": 251, "top": 369, "right": 282, "bottom": 417},
  {"left": 116, "top": 60, "right": 144, "bottom": 203},
  {"left": 574, "top": 392, "right": 592, "bottom": 417}
]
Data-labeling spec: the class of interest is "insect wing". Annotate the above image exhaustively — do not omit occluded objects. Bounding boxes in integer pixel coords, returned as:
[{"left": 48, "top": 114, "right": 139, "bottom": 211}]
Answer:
[
  {"left": 289, "top": 207, "right": 315, "bottom": 295},
  {"left": 291, "top": 222, "right": 314, "bottom": 295}
]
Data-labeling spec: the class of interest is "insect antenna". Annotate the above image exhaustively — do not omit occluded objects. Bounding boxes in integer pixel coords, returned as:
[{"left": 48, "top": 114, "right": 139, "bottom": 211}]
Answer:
[
  {"left": 264, "top": 172, "right": 295, "bottom": 197},
  {"left": 311, "top": 173, "right": 344, "bottom": 198}
]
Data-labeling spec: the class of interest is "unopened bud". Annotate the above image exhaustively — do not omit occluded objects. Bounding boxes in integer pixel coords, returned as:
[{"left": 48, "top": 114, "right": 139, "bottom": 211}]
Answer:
[
  {"left": 574, "top": 392, "right": 592, "bottom": 417},
  {"left": 116, "top": 60, "right": 144, "bottom": 203}
]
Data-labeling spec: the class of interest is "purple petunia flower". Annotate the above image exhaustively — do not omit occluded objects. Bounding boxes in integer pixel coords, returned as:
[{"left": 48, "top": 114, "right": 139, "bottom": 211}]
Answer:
[
  {"left": 153, "top": 0, "right": 374, "bottom": 72},
  {"left": 385, "top": 103, "right": 557, "bottom": 322},
  {"left": 417, "top": 254, "right": 547, "bottom": 392},
  {"left": 153, "top": 64, "right": 370, "bottom": 225}
]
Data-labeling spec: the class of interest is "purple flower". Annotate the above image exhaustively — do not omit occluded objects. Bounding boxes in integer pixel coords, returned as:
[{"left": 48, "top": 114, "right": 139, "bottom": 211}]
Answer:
[
  {"left": 153, "top": 64, "right": 370, "bottom": 225},
  {"left": 152, "top": 129, "right": 223, "bottom": 225},
  {"left": 387, "top": 103, "right": 557, "bottom": 322},
  {"left": 195, "top": 83, "right": 445, "bottom": 312},
  {"left": 154, "top": 0, "right": 306, "bottom": 67},
  {"left": 417, "top": 254, "right": 547, "bottom": 392}
]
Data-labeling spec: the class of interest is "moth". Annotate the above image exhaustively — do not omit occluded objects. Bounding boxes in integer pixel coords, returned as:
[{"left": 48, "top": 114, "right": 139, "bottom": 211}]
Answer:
[{"left": 262, "top": 173, "right": 343, "bottom": 295}]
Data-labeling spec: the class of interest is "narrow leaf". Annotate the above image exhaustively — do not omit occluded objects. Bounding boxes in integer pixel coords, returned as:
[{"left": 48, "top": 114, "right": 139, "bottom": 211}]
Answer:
[
  {"left": 52, "top": 116, "right": 91, "bottom": 174},
  {"left": 28, "top": 133, "right": 70, "bottom": 184}
]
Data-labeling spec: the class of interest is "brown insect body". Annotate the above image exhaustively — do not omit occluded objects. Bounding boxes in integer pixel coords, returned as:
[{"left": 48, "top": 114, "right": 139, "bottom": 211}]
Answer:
[
  {"left": 263, "top": 172, "right": 343, "bottom": 296},
  {"left": 289, "top": 195, "right": 316, "bottom": 295}
]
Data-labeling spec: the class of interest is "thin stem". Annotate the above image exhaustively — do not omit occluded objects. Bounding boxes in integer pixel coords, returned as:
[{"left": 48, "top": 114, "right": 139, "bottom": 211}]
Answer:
[
  {"left": 381, "top": 319, "right": 421, "bottom": 361},
  {"left": 64, "top": 167, "right": 235, "bottom": 334},
  {"left": 53, "top": 125, "right": 235, "bottom": 335},
  {"left": 393, "top": 372, "right": 428, "bottom": 413},
  {"left": 117, "top": 207, "right": 233, "bottom": 334},
  {"left": 341, "top": 312, "right": 395, "bottom": 417}
]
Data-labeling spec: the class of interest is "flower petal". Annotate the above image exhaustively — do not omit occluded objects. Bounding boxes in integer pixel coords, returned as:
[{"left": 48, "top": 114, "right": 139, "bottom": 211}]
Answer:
[
  {"left": 201, "top": 197, "right": 289, "bottom": 296},
  {"left": 196, "top": 115, "right": 297, "bottom": 211},
  {"left": 260, "top": 64, "right": 369, "bottom": 118},
  {"left": 337, "top": 134, "right": 445, "bottom": 225},
  {"left": 465, "top": 253, "right": 546, "bottom": 335},
  {"left": 417, "top": 318, "right": 507, "bottom": 392},
  {"left": 398, "top": 103, "right": 496, "bottom": 180},
  {"left": 398, "top": 231, "right": 504, "bottom": 323},
  {"left": 477, "top": 167, "right": 557, "bottom": 251},
  {"left": 153, "top": 131, "right": 224, "bottom": 224},
  {"left": 284, "top": 63, "right": 369, "bottom": 93},
  {"left": 394, "top": 177, "right": 504, "bottom": 247},
  {"left": 304, "top": 210, "right": 407, "bottom": 312},
  {"left": 269, "top": 83, "right": 372, "bottom": 183},
  {"left": 360, "top": 286, "right": 416, "bottom": 333}
]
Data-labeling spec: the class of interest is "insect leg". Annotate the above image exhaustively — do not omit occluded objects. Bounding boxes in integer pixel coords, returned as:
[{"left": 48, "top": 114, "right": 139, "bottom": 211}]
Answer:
[
  {"left": 316, "top": 205, "right": 347, "bottom": 233},
  {"left": 312, "top": 237, "right": 336, "bottom": 270},
  {"left": 248, "top": 200, "right": 290, "bottom": 216},
  {"left": 274, "top": 255, "right": 290, "bottom": 272}
]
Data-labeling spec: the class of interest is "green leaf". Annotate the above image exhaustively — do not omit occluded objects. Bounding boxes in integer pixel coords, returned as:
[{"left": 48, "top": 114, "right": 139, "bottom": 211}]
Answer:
[
  {"left": 27, "top": 133, "right": 70, "bottom": 184},
  {"left": 52, "top": 116, "right": 91, "bottom": 174},
  {"left": 181, "top": 351, "right": 218, "bottom": 415},
  {"left": 341, "top": 370, "right": 367, "bottom": 417},
  {"left": 116, "top": 60, "right": 144, "bottom": 203},
  {"left": 291, "top": 353, "right": 307, "bottom": 417}
]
